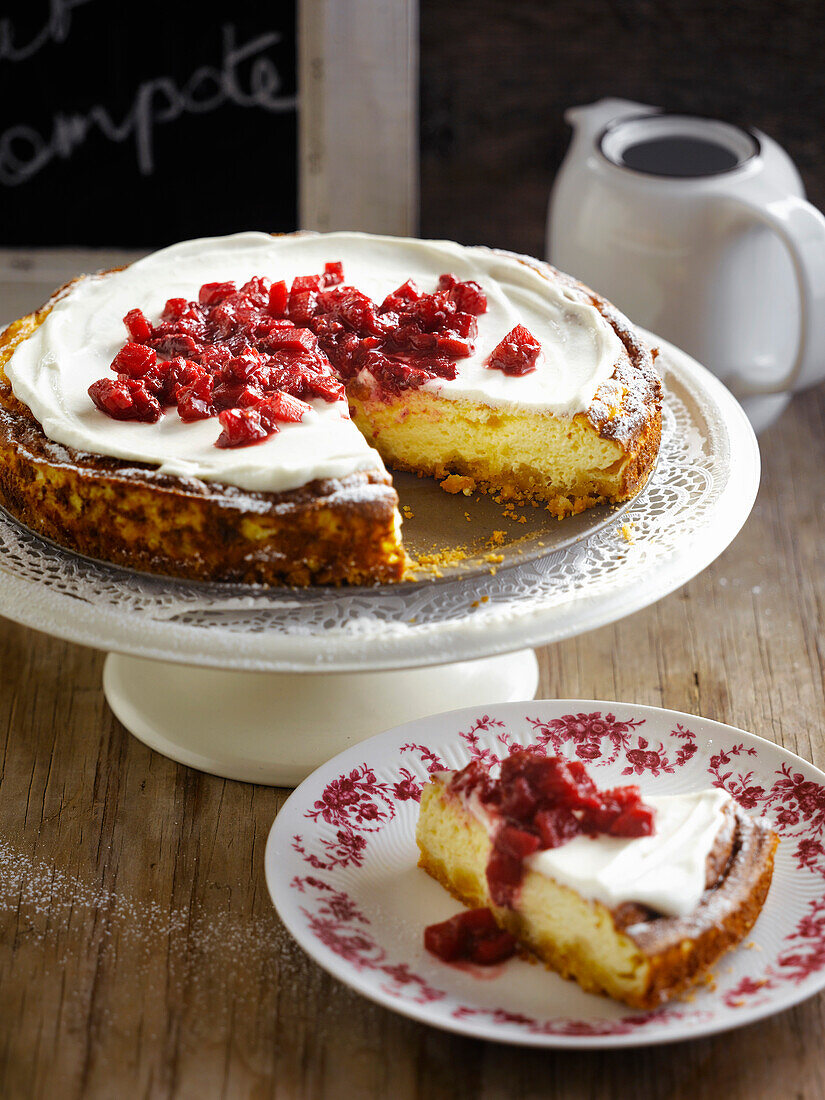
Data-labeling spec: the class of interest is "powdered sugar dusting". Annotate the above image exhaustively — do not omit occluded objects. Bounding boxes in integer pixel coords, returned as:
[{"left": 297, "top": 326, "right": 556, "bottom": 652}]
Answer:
[{"left": 0, "top": 837, "right": 298, "bottom": 994}]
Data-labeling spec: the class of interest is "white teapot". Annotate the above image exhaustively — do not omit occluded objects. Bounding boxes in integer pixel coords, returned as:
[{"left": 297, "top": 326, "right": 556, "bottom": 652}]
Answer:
[{"left": 547, "top": 98, "right": 825, "bottom": 431}]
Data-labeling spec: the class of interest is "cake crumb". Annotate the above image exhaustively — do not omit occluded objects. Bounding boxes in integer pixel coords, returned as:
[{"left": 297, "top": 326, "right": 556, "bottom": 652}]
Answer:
[
  {"left": 464, "top": 512, "right": 471, "bottom": 521},
  {"left": 402, "top": 505, "right": 414, "bottom": 519},
  {"left": 490, "top": 531, "right": 507, "bottom": 546},
  {"left": 440, "top": 474, "right": 475, "bottom": 496},
  {"left": 485, "top": 553, "right": 504, "bottom": 564},
  {"left": 620, "top": 521, "right": 635, "bottom": 544},
  {"left": 673, "top": 969, "right": 717, "bottom": 1003},
  {"left": 416, "top": 547, "right": 469, "bottom": 567}
]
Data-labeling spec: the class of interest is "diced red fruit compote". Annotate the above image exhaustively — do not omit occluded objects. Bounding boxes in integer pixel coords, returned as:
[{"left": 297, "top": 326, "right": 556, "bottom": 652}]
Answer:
[
  {"left": 88, "top": 378, "right": 161, "bottom": 423},
  {"left": 110, "top": 342, "right": 157, "bottom": 379},
  {"left": 258, "top": 391, "right": 313, "bottom": 426},
  {"left": 424, "top": 907, "right": 517, "bottom": 966},
  {"left": 88, "top": 264, "right": 491, "bottom": 445},
  {"left": 487, "top": 323, "right": 542, "bottom": 376},
  {"left": 215, "top": 407, "right": 271, "bottom": 449},
  {"left": 447, "top": 749, "right": 655, "bottom": 907},
  {"left": 123, "top": 308, "right": 152, "bottom": 343}
]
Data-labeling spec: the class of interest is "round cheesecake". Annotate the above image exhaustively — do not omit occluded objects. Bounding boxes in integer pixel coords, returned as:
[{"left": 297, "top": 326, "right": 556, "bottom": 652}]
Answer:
[{"left": 0, "top": 232, "right": 662, "bottom": 585}]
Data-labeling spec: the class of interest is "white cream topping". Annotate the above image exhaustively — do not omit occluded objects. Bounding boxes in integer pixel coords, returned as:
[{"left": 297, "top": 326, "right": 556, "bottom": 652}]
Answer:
[
  {"left": 5, "top": 231, "right": 625, "bottom": 494},
  {"left": 526, "top": 790, "right": 732, "bottom": 918}
]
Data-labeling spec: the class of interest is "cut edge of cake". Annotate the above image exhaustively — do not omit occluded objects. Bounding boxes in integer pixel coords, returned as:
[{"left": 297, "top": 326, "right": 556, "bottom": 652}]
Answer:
[
  {"left": 347, "top": 255, "right": 662, "bottom": 520},
  {"left": 348, "top": 387, "right": 661, "bottom": 519}
]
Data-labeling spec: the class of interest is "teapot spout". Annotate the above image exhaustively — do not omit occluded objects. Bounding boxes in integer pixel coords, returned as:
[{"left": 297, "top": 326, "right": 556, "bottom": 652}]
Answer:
[{"left": 564, "top": 98, "right": 659, "bottom": 138}]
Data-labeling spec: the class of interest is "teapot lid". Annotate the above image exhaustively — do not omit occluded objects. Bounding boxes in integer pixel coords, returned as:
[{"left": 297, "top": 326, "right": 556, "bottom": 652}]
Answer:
[{"left": 599, "top": 113, "right": 761, "bottom": 180}]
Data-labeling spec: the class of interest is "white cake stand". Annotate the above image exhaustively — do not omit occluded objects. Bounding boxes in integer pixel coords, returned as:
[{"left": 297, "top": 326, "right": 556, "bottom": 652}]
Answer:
[{"left": 0, "top": 334, "right": 759, "bottom": 785}]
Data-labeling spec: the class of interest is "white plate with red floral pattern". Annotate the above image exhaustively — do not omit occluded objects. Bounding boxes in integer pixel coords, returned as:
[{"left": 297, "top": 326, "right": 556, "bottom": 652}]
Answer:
[{"left": 265, "top": 700, "right": 825, "bottom": 1048}]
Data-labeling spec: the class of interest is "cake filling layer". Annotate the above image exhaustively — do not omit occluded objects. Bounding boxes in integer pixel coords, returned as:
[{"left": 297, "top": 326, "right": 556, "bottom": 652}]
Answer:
[{"left": 5, "top": 232, "right": 625, "bottom": 495}]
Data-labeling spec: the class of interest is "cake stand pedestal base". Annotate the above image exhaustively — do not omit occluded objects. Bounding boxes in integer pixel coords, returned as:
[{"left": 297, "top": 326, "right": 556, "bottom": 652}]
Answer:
[{"left": 103, "top": 649, "right": 540, "bottom": 786}]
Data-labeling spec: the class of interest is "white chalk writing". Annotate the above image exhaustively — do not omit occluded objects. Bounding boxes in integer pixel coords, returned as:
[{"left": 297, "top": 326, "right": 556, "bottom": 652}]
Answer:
[
  {"left": 0, "top": 24, "right": 296, "bottom": 186},
  {"left": 0, "top": 0, "right": 93, "bottom": 63}
]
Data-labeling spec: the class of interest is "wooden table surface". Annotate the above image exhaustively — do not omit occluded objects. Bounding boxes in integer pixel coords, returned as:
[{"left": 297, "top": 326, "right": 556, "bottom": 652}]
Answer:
[{"left": 1, "top": 384, "right": 824, "bottom": 1100}]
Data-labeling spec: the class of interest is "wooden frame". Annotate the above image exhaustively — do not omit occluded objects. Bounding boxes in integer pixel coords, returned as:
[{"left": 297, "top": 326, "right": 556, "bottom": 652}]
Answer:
[{"left": 298, "top": 0, "right": 419, "bottom": 236}]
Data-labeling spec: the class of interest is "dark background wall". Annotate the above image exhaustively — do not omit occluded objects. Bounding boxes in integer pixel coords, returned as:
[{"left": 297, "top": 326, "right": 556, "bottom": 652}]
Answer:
[
  {"left": 1, "top": 1, "right": 822, "bottom": 254},
  {"left": 420, "top": 0, "right": 825, "bottom": 258}
]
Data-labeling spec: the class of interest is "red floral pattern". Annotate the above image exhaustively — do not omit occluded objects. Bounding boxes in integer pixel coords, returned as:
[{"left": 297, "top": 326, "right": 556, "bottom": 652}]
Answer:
[
  {"left": 456, "top": 715, "right": 509, "bottom": 765},
  {"left": 294, "top": 762, "right": 399, "bottom": 870},
  {"left": 709, "top": 751, "right": 825, "bottom": 1007},
  {"left": 725, "top": 894, "right": 825, "bottom": 1008},
  {"left": 292, "top": 829, "right": 368, "bottom": 871},
  {"left": 672, "top": 724, "right": 699, "bottom": 767},
  {"left": 292, "top": 876, "right": 445, "bottom": 1005},
  {"left": 399, "top": 742, "right": 446, "bottom": 774},
  {"left": 451, "top": 1005, "right": 710, "bottom": 1036},
  {"left": 711, "top": 751, "right": 825, "bottom": 879},
  {"left": 392, "top": 768, "right": 424, "bottom": 803},
  {"left": 527, "top": 711, "right": 646, "bottom": 766},
  {"left": 708, "top": 743, "right": 760, "bottom": 803},
  {"left": 620, "top": 724, "right": 699, "bottom": 776},
  {"left": 281, "top": 708, "right": 825, "bottom": 1041},
  {"left": 307, "top": 763, "right": 396, "bottom": 829}
]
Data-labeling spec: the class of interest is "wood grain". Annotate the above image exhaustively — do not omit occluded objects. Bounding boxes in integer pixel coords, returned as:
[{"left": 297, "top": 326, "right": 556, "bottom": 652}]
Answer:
[
  {"left": 299, "top": 0, "right": 419, "bottom": 236},
  {"left": 1, "top": 386, "right": 824, "bottom": 1098}
]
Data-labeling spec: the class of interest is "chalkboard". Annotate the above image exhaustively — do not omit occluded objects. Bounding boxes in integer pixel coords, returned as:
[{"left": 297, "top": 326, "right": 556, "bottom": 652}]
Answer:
[{"left": 0, "top": 0, "right": 298, "bottom": 248}]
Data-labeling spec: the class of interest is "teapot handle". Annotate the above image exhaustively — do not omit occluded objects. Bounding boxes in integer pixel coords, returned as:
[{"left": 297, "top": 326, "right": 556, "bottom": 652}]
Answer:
[{"left": 724, "top": 190, "right": 825, "bottom": 396}]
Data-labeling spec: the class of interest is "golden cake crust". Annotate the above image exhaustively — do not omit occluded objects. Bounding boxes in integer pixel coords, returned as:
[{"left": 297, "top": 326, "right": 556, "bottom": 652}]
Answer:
[{"left": 0, "top": 289, "right": 405, "bottom": 586}]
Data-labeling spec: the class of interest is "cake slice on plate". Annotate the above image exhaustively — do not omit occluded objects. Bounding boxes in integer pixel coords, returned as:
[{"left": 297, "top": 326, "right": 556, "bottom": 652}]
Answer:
[{"left": 417, "top": 749, "right": 777, "bottom": 1008}]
